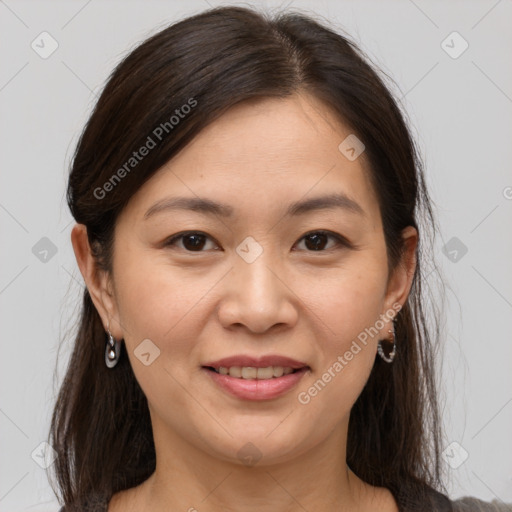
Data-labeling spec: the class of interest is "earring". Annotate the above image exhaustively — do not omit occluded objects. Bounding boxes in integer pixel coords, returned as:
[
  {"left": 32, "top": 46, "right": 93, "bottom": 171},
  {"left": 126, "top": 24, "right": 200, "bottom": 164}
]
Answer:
[
  {"left": 105, "top": 323, "right": 121, "bottom": 368},
  {"left": 377, "top": 320, "right": 396, "bottom": 363}
]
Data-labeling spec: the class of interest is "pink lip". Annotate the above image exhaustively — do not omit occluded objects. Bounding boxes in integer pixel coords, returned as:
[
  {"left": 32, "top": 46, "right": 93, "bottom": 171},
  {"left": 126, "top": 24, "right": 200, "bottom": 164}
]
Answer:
[
  {"left": 203, "top": 367, "right": 309, "bottom": 401},
  {"left": 201, "top": 354, "right": 310, "bottom": 401},
  {"left": 202, "top": 355, "right": 308, "bottom": 369}
]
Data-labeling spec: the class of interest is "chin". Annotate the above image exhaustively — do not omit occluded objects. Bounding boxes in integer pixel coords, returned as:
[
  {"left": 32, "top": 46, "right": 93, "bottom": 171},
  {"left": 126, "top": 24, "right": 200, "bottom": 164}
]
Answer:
[{"left": 199, "top": 421, "right": 314, "bottom": 467}]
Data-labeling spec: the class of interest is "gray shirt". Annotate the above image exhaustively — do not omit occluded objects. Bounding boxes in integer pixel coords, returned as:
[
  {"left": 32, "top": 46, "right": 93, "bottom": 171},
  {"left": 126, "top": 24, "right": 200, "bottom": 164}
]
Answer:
[
  {"left": 58, "top": 495, "right": 512, "bottom": 511},
  {"left": 451, "top": 497, "right": 512, "bottom": 512}
]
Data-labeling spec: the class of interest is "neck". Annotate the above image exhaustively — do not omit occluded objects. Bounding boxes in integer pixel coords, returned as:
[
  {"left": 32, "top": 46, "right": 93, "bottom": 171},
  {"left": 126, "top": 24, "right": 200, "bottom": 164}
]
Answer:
[{"left": 124, "top": 420, "right": 387, "bottom": 512}]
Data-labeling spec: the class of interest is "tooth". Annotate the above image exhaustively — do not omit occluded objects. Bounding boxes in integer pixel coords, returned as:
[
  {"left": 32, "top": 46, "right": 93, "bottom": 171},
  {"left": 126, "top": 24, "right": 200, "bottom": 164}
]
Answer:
[
  {"left": 241, "top": 367, "right": 258, "bottom": 379},
  {"left": 217, "top": 365, "right": 300, "bottom": 379},
  {"left": 273, "top": 366, "right": 284, "bottom": 378},
  {"left": 257, "top": 367, "right": 274, "bottom": 379},
  {"left": 229, "top": 366, "right": 242, "bottom": 378}
]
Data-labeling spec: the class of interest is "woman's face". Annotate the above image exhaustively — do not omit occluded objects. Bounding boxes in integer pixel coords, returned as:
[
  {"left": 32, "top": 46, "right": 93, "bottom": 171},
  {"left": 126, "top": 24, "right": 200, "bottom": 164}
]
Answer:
[{"left": 88, "top": 92, "right": 416, "bottom": 466}]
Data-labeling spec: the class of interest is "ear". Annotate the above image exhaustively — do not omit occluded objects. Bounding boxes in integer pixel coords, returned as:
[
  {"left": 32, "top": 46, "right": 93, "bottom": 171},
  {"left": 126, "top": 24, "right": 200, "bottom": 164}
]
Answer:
[
  {"left": 70, "top": 223, "right": 123, "bottom": 340},
  {"left": 383, "top": 225, "right": 418, "bottom": 314}
]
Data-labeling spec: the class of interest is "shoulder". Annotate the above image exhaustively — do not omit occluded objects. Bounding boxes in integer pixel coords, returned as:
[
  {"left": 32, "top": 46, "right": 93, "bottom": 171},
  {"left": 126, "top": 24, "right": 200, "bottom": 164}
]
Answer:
[
  {"left": 391, "top": 483, "right": 512, "bottom": 512},
  {"left": 450, "top": 497, "right": 512, "bottom": 512},
  {"left": 57, "top": 495, "right": 109, "bottom": 512},
  {"left": 57, "top": 504, "right": 108, "bottom": 512}
]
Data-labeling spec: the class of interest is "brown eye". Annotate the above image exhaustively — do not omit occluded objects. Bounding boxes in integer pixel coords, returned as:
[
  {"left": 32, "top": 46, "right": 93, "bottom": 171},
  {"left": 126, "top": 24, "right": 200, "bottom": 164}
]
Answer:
[
  {"left": 181, "top": 234, "right": 207, "bottom": 251},
  {"left": 164, "top": 232, "right": 217, "bottom": 252},
  {"left": 295, "top": 231, "right": 349, "bottom": 252},
  {"left": 164, "top": 230, "right": 351, "bottom": 254}
]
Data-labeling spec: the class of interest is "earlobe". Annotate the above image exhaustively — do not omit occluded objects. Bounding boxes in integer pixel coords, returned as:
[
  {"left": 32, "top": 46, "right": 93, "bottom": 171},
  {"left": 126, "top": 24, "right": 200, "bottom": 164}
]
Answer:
[{"left": 70, "top": 224, "right": 122, "bottom": 338}]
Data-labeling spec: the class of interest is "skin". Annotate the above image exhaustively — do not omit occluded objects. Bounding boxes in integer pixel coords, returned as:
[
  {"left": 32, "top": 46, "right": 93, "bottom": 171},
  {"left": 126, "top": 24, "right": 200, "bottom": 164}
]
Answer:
[{"left": 72, "top": 91, "right": 417, "bottom": 512}]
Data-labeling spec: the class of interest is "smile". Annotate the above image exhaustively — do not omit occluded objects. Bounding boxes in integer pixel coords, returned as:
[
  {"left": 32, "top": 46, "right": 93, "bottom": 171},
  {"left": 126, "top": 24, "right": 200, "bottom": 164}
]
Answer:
[
  {"left": 206, "top": 366, "right": 299, "bottom": 379},
  {"left": 202, "top": 366, "right": 310, "bottom": 401}
]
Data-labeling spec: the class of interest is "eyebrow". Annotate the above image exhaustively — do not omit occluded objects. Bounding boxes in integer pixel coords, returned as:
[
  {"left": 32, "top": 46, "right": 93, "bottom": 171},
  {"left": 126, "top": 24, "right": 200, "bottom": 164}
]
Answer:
[{"left": 143, "top": 192, "right": 366, "bottom": 220}]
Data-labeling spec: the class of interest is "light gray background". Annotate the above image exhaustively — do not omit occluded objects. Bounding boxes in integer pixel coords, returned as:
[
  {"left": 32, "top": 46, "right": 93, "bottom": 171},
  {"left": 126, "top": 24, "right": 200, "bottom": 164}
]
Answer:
[{"left": 1, "top": 0, "right": 511, "bottom": 510}]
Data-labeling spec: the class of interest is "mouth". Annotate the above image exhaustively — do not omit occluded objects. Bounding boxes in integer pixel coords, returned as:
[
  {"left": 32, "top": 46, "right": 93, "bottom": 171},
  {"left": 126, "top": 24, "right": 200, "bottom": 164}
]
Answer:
[
  {"left": 202, "top": 358, "right": 311, "bottom": 401},
  {"left": 201, "top": 356, "right": 310, "bottom": 401},
  {"left": 203, "top": 365, "right": 306, "bottom": 379}
]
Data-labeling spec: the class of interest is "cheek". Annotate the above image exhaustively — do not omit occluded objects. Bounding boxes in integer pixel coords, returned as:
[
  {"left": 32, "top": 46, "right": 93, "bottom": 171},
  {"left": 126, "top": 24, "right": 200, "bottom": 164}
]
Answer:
[
  {"left": 113, "top": 250, "right": 208, "bottom": 335},
  {"left": 112, "top": 256, "right": 212, "bottom": 421},
  {"left": 305, "top": 259, "right": 388, "bottom": 345},
  {"left": 296, "top": 261, "right": 387, "bottom": 405}
]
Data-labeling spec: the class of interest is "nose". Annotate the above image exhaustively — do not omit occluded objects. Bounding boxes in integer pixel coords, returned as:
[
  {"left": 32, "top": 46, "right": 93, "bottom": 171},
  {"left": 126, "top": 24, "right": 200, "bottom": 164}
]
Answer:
[{"left": 217, "top": 251, "right": 299, "bottom": 334}]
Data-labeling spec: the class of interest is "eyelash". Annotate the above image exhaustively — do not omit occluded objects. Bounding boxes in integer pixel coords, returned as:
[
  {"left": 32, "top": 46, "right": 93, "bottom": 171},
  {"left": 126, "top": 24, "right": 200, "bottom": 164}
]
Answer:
[{"left": 163, "top": 230, "right": 353, "bottom": 253}]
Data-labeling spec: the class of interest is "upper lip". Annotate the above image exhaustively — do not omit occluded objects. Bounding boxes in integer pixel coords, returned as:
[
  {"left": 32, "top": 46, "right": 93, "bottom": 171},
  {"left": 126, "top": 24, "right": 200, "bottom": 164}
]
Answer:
[{"left": 202, "top": 355, "right": 309, "bottom": 369}]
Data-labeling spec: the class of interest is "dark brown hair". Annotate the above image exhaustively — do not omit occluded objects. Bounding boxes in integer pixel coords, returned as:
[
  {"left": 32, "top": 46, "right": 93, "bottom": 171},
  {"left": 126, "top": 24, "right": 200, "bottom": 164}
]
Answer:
[{"left": 49, "top": 5, "right": 448, "bottom": 509}]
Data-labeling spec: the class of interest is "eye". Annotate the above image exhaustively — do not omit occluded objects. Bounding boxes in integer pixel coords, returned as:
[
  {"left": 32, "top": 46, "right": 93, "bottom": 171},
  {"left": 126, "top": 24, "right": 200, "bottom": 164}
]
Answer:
[
  {"left": 163, "top": 230, "right": 352, "bottom": 253},
  {"left": 164, "top": 231, "right": 218, "bottom": 252},
  {"left": 294, "top": 230, "right": 350, "bottom": 252}
]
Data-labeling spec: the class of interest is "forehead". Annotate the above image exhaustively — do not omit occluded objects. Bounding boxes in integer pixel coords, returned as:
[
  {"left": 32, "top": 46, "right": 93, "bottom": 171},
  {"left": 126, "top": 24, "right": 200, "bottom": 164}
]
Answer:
[{"left": 120, "top": 92, "right": 381, "bottom": 227}]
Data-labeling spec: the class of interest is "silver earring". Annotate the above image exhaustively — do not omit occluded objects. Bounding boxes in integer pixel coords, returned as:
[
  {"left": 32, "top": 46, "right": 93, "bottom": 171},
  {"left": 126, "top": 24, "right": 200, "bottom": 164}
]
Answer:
[
  {"left": 377, "top": 320, "right": 396, "bottom": 363},
  {"left": 105, "top": 327, "right": 121, "bottom": 368}
]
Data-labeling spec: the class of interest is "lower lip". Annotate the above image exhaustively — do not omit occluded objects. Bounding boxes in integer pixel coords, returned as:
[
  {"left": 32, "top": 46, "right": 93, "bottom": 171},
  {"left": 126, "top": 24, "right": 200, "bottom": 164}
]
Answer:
[{"left": 203, "top": 367, "right": 308, "bottom": 401}]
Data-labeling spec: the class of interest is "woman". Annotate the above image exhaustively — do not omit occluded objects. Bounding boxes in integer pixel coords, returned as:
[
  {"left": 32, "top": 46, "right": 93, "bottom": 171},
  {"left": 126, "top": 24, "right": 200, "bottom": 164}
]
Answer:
[{"left": 48, "top": 5, "right": 511, "bottom": 512}]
